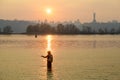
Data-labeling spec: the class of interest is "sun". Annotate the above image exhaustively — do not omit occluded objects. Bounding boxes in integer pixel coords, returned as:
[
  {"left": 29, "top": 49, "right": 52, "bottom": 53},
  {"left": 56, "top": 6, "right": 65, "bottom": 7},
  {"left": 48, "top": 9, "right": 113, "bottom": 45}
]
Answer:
[{"left": 46, "top": 8, "right": 52, "bottom": 14}]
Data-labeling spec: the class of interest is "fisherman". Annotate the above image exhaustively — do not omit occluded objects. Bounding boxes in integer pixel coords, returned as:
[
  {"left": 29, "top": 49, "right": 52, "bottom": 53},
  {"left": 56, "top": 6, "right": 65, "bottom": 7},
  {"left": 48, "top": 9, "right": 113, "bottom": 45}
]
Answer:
[{"left": 41, "top": 51, "right": 53, "bottom": 70}]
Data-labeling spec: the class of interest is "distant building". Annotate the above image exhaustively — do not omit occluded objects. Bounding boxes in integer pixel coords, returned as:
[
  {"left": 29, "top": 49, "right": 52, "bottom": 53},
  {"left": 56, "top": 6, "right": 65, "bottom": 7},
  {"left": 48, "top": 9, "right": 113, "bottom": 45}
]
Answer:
[
  {"left": 92, "top": 12, "right": 97, "bottom": 23},
  {"left": 74, "top": 19, "right": 82, "bottom": 30},
  {"left": 83, "top": 13, "right": 120, "bottom": 33}
]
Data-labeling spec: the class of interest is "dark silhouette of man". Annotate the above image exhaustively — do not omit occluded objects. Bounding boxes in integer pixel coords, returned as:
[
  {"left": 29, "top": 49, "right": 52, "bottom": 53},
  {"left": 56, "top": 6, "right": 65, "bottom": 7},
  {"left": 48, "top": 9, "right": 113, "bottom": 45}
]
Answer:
[{"left": 41, "top": 51, "right": 53, "bottom": 70}]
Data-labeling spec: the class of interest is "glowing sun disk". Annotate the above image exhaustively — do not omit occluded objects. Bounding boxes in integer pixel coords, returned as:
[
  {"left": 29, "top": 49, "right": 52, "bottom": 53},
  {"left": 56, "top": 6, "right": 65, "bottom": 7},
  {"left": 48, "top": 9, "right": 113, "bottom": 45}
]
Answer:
[{"left": 46, "top": 8, "right": 52, "bottom": 14}]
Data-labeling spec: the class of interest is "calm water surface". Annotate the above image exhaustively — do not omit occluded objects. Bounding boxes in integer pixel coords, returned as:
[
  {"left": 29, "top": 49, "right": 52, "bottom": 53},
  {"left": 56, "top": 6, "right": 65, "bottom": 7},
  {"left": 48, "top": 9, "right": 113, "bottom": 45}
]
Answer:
[{"left": 0, "top": 35, "right": 120, "bottom": 80}]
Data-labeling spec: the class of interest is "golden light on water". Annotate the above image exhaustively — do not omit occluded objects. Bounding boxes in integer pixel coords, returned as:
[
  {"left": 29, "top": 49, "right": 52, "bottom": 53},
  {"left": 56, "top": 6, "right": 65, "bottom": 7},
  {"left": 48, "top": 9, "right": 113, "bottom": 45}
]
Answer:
[{"left": 46, "top": 35, "right": 52, "bottom": 51}]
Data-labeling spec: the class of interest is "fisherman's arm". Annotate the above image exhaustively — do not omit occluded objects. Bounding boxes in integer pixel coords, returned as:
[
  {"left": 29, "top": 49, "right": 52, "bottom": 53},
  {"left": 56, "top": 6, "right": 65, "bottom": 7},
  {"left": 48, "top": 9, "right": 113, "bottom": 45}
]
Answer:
[{"left": 41, "top": 55, "right": 48, "bottom": 58}]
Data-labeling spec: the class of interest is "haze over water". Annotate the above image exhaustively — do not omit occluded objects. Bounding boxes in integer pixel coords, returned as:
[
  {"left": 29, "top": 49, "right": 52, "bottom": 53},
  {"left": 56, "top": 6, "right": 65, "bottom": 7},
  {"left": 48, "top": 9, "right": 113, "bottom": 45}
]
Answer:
[{"left": 0, "top": 35, "right": 120, "bottom": 80}]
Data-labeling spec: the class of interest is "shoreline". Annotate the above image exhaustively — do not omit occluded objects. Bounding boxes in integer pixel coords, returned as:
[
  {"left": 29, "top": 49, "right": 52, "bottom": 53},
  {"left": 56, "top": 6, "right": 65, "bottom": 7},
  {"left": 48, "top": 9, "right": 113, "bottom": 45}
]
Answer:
[{"left": 0, "top": 33, "right": 120, "bottom": 35}]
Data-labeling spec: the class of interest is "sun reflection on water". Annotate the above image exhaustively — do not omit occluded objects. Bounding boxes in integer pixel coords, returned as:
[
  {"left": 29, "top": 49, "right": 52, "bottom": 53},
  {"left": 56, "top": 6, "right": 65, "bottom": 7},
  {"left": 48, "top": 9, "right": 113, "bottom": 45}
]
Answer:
[{"left": 46, "top": 35, "right": 52, "bottom": 51}]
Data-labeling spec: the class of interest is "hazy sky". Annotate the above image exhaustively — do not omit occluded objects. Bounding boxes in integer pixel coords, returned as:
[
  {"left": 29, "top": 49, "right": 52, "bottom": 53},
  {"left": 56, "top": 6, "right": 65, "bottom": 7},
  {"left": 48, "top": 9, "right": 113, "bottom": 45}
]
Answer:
[{"left": 0, "top": 0, "right": 120, "bottom": 22}]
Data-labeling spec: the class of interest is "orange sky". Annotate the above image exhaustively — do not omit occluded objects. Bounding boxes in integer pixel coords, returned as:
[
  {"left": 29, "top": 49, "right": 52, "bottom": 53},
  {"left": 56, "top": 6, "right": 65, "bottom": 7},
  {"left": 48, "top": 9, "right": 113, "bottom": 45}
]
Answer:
[{"left": 0, "top": 0, "right": 120, "bottom": 22}]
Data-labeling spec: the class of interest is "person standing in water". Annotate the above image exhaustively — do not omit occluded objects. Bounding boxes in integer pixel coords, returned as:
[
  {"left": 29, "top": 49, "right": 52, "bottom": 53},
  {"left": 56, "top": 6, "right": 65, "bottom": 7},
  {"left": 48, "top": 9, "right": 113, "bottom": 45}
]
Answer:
[{"left": 41, "top": 51, "right": 53, "bottom": 70}]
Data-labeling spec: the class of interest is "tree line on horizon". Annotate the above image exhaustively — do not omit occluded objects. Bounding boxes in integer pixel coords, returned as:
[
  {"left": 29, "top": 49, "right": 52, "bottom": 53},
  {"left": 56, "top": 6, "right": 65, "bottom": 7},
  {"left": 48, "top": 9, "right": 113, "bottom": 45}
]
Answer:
[
  {"left": 26, "top": 23, "right": 80, "bottom": 34},
  {"left": 26, "top": 23, "right": 120, "bottom": 34},
  {"left": 0, "top": 25, "right": 13, "bottom": 34}
]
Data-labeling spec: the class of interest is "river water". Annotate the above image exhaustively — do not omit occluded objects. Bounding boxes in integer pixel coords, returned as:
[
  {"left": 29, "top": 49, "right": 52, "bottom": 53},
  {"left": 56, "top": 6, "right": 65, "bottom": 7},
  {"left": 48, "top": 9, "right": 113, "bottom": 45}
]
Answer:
[{"left": 0, "top": 35, "right": 120, "bottom": 80}]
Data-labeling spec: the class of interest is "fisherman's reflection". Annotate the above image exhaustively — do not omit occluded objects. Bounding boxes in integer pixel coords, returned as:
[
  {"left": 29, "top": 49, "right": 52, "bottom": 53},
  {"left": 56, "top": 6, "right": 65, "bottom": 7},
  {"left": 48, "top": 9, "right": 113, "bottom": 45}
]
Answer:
[{"left": 47, "top": 69, "right": 53, "bottom": 80}]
